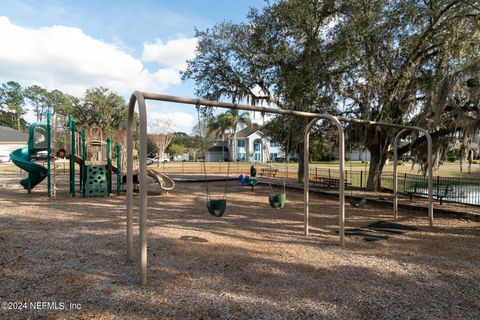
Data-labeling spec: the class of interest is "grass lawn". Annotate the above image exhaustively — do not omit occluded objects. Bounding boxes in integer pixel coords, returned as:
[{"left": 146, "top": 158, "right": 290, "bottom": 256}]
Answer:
[{"left": 1, "top": 159, "right": 479, "bottom": 179}]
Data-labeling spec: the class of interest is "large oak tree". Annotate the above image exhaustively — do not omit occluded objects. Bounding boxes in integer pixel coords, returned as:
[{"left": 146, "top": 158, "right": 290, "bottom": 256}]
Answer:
[{"left": 183, "top": 0, "right": 480, "bottom": 187}]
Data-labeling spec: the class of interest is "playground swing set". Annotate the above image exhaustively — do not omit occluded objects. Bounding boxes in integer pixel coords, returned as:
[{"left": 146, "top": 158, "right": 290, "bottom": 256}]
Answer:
[{"left": 126, "top": 91, "right": 436, "bottom": 286}]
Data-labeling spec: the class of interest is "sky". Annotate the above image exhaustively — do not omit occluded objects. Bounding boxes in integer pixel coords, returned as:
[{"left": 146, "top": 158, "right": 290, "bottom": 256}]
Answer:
[{"left": 0, "top": 0, "right": 267, "bottom": 133}]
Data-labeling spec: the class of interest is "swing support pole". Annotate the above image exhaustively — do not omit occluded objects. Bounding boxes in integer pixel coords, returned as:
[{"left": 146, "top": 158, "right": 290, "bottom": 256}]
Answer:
[{"left": 304, "top": 118, "right": 345, "bottom": 246}]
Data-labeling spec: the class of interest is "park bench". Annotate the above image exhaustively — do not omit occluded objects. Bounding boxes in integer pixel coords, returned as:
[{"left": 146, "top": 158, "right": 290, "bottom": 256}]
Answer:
[
  {"left": 311, "top": 176, "right": 350, "bottom": 189},
  {"left": 408, "top": 182, "right": 454, "bottom": 205},
  {"left": 259, "top": 167, "right": 279, "bottom": 178}
]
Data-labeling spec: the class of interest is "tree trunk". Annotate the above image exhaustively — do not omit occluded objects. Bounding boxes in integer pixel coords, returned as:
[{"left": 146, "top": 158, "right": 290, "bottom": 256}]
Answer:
[
  {"left": 222, "top": 133, "right": 225, "bottom": 161},
  {"left": 366, "top": 148, "right": 388, "bottom": 190},
  {"left": 365, "top": 127, "right": 390, "bottom": 191},
  {"left": 468, "top": 150, "right": 472, "bottom": 174},
  {"left": 459, "top": 150, "right": 464, "bottom": 173},
  {"left": 297, "top": 142, "right": 305, "bottom": 183}
]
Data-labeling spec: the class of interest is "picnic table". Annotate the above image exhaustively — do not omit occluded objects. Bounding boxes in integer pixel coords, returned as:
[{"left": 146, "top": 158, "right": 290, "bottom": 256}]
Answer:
[
  {"left": 310, "top": 176, "right": 350, "bottom": 189},
  {"left": 259, "top": 167, "right": 279, "bottom": 178}
]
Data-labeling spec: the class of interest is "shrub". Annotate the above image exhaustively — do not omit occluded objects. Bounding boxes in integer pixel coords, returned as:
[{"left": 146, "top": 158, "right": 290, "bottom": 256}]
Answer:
[{"left": 447, "top": 149, "right": 459, "bottom": 162}]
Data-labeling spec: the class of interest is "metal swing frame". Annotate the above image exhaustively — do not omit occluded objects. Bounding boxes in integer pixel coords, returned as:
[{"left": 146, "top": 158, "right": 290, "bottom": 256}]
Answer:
[{"left": 126, "top": 91, "right": 434, "bottom": 286}]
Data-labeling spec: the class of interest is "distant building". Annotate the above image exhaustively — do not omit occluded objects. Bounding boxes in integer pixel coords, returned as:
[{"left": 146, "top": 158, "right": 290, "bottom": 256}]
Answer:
[
  {"left": 348, "top": 149, "right": 371, "bottom": 162},
  {"left": 0, "top": 126, "right": 28, "bottom": 162},
  {"left": 204, "top": 145, "right": 230, "bottom": 162},
  {"left": 204, "top": 124, "right": 285, "bottom": 162}
]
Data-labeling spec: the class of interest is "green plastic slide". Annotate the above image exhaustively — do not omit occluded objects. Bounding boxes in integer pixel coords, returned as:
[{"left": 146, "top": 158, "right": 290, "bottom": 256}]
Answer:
[{"left": 10, "top": 146, "right": 48, "bottom": 190}]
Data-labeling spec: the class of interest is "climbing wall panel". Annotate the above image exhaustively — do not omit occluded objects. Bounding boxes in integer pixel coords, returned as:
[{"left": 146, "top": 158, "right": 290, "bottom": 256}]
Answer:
[{"left": 84, "top": 165, "right": 108, "bottom": 197}]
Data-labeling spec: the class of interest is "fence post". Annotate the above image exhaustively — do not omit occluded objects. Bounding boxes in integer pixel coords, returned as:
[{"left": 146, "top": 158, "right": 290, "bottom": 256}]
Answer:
[
  {"left": 360, "top": 170, "right": 363, "bottom": 189},
  {"left": 328, "top": 168, "right": 331, "bottom": 179},
  {"left": 286, "top": 166, "right": 288, "bottom": 178},
  {"left": 403, "top": 173, "right": 407, "bottom": 193},
  {"left": 182, "top": 161, "right": 184, "bottom": 173}
]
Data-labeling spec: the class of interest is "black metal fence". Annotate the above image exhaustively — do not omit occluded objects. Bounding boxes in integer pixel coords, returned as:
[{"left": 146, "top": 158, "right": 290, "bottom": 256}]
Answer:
[
  {"left": 381, "top": 173, "right": 480, "bottom": 206},
  {"left": 308, "top": 167, "right": 480, "bottom": 206}
]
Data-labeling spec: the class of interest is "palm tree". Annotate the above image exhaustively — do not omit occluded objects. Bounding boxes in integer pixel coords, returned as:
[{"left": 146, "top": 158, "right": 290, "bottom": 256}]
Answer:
[
  {"left": 207, "top": 113, "right": 232, "bottom": 161},
  {"left": 224, "top": 110, "right": 252, "bottom": 161}
]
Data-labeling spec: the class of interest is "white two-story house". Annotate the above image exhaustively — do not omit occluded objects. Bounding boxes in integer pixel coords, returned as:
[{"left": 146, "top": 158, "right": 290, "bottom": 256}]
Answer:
[{"left": 205, "top": 124, "right": 285, "bottom": 162}]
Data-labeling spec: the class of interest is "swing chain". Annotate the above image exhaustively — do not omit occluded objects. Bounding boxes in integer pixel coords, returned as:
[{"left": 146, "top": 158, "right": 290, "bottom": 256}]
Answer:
[
  {"left": 223, "top": 161, "right": 231, "bottom": 200},
  {"left": 202, "top": 160, "right": 211, "bottom": 202}
]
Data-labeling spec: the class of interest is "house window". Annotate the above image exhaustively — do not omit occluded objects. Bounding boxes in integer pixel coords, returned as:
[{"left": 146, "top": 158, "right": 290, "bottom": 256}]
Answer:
[
  {"left": 269, "top": 153, "right": 278, "bottom": 161},
  {"left": 237, "top": 152, "right": 246, "bottom": 161},
  {"left": 237, "top": 140, "right": 245, "bottom": 148},
  {"left": 270, "top": 141, "right": 278, "bottom": 147}
]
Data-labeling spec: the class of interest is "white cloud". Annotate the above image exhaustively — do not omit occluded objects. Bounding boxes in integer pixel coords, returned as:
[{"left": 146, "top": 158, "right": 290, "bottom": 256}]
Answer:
[
  {"left": 148, "top": 111, "right": 195, "bottom": 134},
  {"left": 0, "top": 16, "right": 188, "bottom": 97},
  {"left": 141, "top": 37, "right": 197, "bottom": 70}
]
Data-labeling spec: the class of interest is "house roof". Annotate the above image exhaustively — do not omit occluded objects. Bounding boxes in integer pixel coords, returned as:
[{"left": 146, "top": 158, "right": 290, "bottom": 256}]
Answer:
[
  {"left": 235, "top": 124, "right": 263, "bottom": 138},
  {"left": 452, "top": 141, "right": 479, "bottom": 150},
  {"left": 0, "top": 126, "right": 28, "bottom": 143}
]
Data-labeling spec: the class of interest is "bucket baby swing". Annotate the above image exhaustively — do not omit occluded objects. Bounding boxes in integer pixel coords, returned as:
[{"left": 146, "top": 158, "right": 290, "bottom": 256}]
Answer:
[
  {"left": 196, "top": 102, "right": 232, "bottom": 217},
  {"left": 267, "top": 117, "right": 291, "bottom": 209},
  {"left": 268, "top": 180, "right": 286, "bottom": 209},
  {"left": 202, "top": 160, "right": 231, "bottom": 217}
]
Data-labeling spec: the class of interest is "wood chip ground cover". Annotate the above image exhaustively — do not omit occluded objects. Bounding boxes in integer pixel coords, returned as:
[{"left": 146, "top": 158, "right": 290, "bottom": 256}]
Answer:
[{"left": 0, "top": 178, "right": 479, "bottom": 319}]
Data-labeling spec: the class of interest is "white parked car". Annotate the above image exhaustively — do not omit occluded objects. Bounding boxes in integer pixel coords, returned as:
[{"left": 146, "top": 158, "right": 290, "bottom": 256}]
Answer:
[{"left": 148, "top": 156, "right": 170, "bottom": 164}]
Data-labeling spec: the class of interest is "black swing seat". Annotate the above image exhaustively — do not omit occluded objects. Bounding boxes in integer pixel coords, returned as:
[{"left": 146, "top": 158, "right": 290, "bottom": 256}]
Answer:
[
  {"left": 207, "top": 199, "right": 227, "bottom": 217},
  {"left": 269, "top": 193, "right": 286, "bottom": 209}
]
